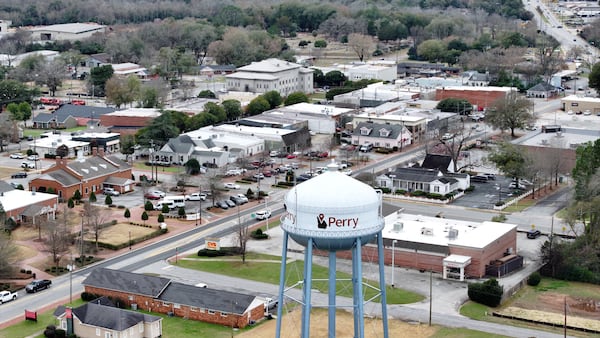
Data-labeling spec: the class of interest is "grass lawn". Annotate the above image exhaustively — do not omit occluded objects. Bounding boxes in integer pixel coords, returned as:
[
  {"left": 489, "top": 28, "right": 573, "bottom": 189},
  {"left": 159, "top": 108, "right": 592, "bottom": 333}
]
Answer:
[
  {"left": 430, "top": 327, "right": 510, "bottom": 338},
  {"left": 132, "top": 162, "right": 186, "bottom": 174},
  {"left": 0, "top": 299, "right": 84, "bottom": 338},
  {"left": 503, "top": 198, "right": 534, "bottom": 212},
  {"left": 176, "top": 252, "right": 424, "bottom": 304},
  {"left": 459, "top": 301, "right": 491, "bottom": 320}
]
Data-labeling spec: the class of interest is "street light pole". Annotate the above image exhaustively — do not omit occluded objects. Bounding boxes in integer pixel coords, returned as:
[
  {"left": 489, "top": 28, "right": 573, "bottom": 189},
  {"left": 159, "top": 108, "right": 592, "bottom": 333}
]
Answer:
[
  {"left": 391, "top": 239, "right": 397, "bottom": 288},
  {"left": 265, "top": 197, "right": 269, "bottom": 231}
]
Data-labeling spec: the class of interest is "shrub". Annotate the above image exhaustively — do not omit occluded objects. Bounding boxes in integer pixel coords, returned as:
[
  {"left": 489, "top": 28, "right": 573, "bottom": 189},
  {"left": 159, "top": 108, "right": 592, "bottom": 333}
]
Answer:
[
  {"left": 395, "top": 189, "right": 407, "bottom": 195},
  {"left": 467, "top": 278, "right": 503, "bottom": 307},
  {"left": 161, "top": 204, "right": 170, "bottom": 214},
  {"left": 410, "top": 190, "right": 426, "bottom": 197},
  {"left": 178, "top": 207, "right": 186, "bottom": 217},
  {"left": 465, "top": 185, "right": 475, "bottom": 192},
  {"left": 491, "top": 214, "right": 507, "bottom": 222},
  {"left": 527, "top": 272, "right": 541, "bottom": 286},
  {"left": 105, "top": 195, "right": 112, "bottom": 205},
  {"left": 379, "top": 187, "right": 391, "bottom": 194},
  {"left": 251, "top": 228, "right": 269, "bottom": 239},
  {"left": 158, "top": 213, "right": 164, "bottom": 223},
  {"left": 144, "top": 201, "right": 154, "bottom": 211}
]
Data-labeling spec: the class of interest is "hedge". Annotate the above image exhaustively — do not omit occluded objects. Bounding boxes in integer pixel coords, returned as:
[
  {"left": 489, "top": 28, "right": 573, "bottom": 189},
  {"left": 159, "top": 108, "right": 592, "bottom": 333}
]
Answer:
[{"left": 467, "top": 278, "right": 503, "bottom": 307}]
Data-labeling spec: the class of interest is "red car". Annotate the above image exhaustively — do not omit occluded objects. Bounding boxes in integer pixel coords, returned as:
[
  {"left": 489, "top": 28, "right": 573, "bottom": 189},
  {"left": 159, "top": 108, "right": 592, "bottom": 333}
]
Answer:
[
  {"left": 144, "top": 192, "right": 162, "bottom": 200},
  {"left": 286, "top": 154, "right": 297, "bottom": 159}
]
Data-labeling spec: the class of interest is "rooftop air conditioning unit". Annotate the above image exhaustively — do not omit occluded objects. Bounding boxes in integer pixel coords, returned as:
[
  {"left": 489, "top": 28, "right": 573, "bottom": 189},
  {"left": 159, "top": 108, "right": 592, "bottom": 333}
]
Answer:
[
  {"left": 448, "top": 228, "right": 459, "bottom": 239},
  {"left": 421, "top": 227, "right": 433, "bottom": 236},
  {"left": 393, "top": 222, "right": 403, "bottom": 232}
]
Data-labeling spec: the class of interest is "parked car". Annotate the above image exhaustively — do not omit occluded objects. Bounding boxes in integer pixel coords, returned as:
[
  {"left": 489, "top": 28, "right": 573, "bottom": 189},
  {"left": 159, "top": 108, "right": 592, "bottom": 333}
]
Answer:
[
  {"left": 144, "top": 192, "right": 162, "bottom": 200},
  {"left": 509, "top": 182, "right": 526, "bottom": 189},
  {"left": 230, "top": 194, "right": 247, "bottom": 205},
  {"left": 255, "top": 209, "right": 271, "bottom": 220},
  {"left": 25, "top": 279, "right": 52, "bottom": 293},
  {"left": 185, "top": 192, "right": 207, "bottom": 201},
  {"left": 27, "top": 155, "right": 40, "bottom": 161},
  {"left": 9, "top": 153, "right": 24, "bottom": 159},
  {"left": 149, "top": 190, "right": 166, "bottom": 198},
  {"left": 21, "top": 161, "right": 35, "bottom": 169},
  {"left": 215, "top": 200, "right": 229, "bottom": 210},
  {"left": 441, "top": 133, "right": 454, "bottom": 141},
  {"left": 527, "top": 229, "right": 542, "bottom": 239},
  {"left": 253, "top": 173, "right": 265, "bottom": 180},
  {"left": 0, "top": 290, "right": 18, "bottom": 304},
  {"left": 224, "top": 182, "right": 240, "bottom": 190},
  {"left": 286, "top": 154, "right": 297, "bottom": 159},
  {"left": 262, "top": 170, "right": 273, "bottom": 177},
  {"left": 103, "top": 187, "right": 120, "bottom": 196},
  {"left": 359, "top": 143, "right": 373, "bottom": 152},
  {"left": 225, "top": 199, "right": 236, "bottom": 208},
  {"left": 11, "top": 172, "right": 27, "bottom": 179},
  {"left": 471, "top": 175, "right": 490, "bottom": 183}
]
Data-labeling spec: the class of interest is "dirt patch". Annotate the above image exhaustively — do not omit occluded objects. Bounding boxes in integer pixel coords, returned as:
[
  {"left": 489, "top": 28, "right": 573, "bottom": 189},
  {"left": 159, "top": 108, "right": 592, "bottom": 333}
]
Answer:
[
  {"left": 512, "top": 292, "right": 600, "bottom": 321},
  {"left": 236, "top": 309, "right": 437, "bottom": 338},
  {"left": 497, "top": 307, "right": 600, "bottom": 332}
]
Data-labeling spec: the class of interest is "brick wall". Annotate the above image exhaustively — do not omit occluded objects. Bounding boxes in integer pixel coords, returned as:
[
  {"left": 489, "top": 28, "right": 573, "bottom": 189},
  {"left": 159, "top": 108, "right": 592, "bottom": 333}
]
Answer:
[
  {"left": 435, "top": 89, "right": 507, "bottom": 109},
  {"left": 84, "top": 286, "right": 263, "bottom": 328}
]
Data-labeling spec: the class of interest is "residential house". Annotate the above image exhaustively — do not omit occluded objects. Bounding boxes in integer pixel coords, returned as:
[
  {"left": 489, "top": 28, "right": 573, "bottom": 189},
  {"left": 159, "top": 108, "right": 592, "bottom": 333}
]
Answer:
[
  {"left": 351, "top": 121, "right": 411, "bottom": 150},
  {"left": 54, "top": 298, "right": 163, "bottom": 338},
  {"left": 85, "top": 53, "right": 112, "bottom": 68},
  {"left": 33, "top": 105, "right": 117, "bottom": 129},
  {"left": 0, "top": 181, "right": 57, "bottom": 226},
  {"left": 82, "top": 268, "right": 265, "bottom": 329},
  {"left": 112, "top": 63, "right": 149, "bottom": 79},
  {"left": 376, "top": 167, "right": 470, "bottom": 194},
  {"left": 526, "top": 82, "right": 559, "bottom": 98},
  {"left": 419, "top": 154, "right": 454, "bottom": 173},
  {"left": 155, "top": 134, "right": 231, "bottom": 167},
  {"left": 462, "top": 71, "right": 491, "bottom": 87},
  {"left": 29, "top": 149, "right": 134, "bottom": 201},
  {"left": 225, "top": 58, "right": 314, "bottom": 96}
]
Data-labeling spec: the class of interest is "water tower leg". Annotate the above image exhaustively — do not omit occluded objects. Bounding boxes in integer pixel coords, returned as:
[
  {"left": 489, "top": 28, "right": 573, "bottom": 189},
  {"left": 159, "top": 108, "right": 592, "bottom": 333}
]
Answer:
[
  {"left": 275, "top": 232, "right": 289, "bottom": 338},
  {"left": 328, "top": 251, "right": 337, "bottom": 338},
  {"left": 377, "top": 233, "right": 390, "bottom": 338},
  {"left": 301, "top": 238, "right": 314, "bottom": 338},
  {"left": 352, "top": 237, "right": 365, "bottom": 338}
]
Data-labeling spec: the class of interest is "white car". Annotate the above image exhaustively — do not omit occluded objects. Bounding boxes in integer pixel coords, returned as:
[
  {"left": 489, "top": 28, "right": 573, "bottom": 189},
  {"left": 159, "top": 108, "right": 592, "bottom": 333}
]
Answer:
[
  {"left": 233, "top": 193, "right": 248, "bottom": 203},
  {"left": 255, "top": 209, "right": 271, "bottom": 220},
  {"left": 27, "top": 155, "right": 40, "bottom": 161},
  {"left": 149, "top": 190, "right": 166, "bottom": 198},
  {"left": 224, "top": 182, "right": 240, "bottom": 190},
  {"left": 509, "top": 182, "right": 526, "bottom": 189},
  {"left": 9, "top": 153, "right": 24, "bottom": 159},
  {"left": 185, "top": 192, "right": 207, "bottom": 201},
  {"left": 21, "top": 161, "right": 35, "bottom": 169}
]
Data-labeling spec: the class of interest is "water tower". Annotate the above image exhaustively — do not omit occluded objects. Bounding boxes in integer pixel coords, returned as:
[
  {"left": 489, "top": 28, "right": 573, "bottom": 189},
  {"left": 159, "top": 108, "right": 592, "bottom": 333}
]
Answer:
[{"left": 275, "top": 162, "right": 389, "bottom": 338}]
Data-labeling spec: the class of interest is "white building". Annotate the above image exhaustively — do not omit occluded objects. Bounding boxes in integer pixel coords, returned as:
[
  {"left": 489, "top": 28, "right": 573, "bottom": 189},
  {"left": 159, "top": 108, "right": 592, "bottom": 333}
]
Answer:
[
  {"left": 27, "top": 23, "right": 106, "bottom": 42},
  {"left": 225, "top": 58, "right": 314, "bottom": 96},
  {"left": 250, "top": 103, "right": 356, "bottom": 134},
  {"left": 347, "top": 64, "right": 397, "bottom": 82}
]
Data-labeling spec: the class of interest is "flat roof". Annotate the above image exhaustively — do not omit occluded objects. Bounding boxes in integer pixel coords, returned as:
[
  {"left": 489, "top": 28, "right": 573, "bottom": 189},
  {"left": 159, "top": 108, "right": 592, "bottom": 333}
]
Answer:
[
  {"left": 104, "top": 108, "right": 161, "bottom": 117},
  {"left": 29, "top": 23, "right": 105, "bottom": 34},
  {"left": 280, "top": 102, "right": 353, "bottom": 117},
  {"left": 383, "top": 212, "right": 516, "bottom": 249},
  {"left": 439, "top": 86, "right": 515, "bottom": 92},
  {"left": 226, "top": 72, "right": 278, "bottom": 80},
  {"left": 209, "top": 124, "right": 295, "bottom": 138},
  {"left": 0, "top": 190, "right": 57, "bottom": 213},
  {"left": 514, "top": 127, "right": 600, "bottom": 149},
  {"left": 562, "top": 94, "right": 600, "bottom": 103}
]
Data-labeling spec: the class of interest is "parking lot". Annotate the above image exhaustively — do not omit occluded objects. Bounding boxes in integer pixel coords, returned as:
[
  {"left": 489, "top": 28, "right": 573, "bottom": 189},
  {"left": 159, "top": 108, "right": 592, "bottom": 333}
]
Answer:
[{"left": 452, "top": 175, "right": 532, "bottom": 209}]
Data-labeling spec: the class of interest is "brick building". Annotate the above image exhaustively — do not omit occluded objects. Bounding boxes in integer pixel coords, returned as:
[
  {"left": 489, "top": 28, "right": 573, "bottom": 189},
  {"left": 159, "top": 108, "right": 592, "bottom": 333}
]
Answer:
[
  {"left": 316, "top": 211, "right": 519, "bottom": 281},
  {"left": 435, "top": 86, "right": 515, "bottom": 111},
  {"left": 29, "top": 149, "right": 133, "bottom": 201},
  {"left": 82, "top": 268, "right": 265, "bottom": 329},
  {"left": 99, "top": 108, "right": 161, "bottom": 135},
  {"left": 0, "top": 181, "right": 58, "bottom": 225}
]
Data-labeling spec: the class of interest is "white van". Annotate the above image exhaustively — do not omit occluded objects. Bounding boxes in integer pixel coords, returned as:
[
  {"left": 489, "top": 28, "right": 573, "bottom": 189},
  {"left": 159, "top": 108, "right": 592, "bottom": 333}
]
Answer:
[{"left": 156, "top": 195, "right": 185, "bottom": 210}]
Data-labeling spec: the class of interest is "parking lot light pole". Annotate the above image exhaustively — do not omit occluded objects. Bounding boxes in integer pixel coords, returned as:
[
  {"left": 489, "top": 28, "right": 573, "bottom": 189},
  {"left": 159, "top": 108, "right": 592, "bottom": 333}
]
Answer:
[
  {"left": 265, "top": 196, "right": 269, "bottom": 231},
  {"left": 391, "top": 240, "right": 398, "bottom": 288}
]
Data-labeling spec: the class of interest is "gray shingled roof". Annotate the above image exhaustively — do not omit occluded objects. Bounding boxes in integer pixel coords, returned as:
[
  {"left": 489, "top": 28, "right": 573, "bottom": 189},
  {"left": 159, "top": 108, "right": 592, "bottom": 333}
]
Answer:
[
  {"left": 353, "top": 122, "right": 404, "bottom": 140},
  {"left": 67, "top": 156, "right": 131, "bottom": 180},
  {"left": 33, "top": 105, "right": 116, "bottom": 123},
  {"left": 43, "top": 169, "right": 81, "bottom": 186},
  {"left": 72, "top": 303, "right": 160, "bottom": 331},
  {"left": 388, "top": 167, "right": 443, "bottom": 183},
  {"left": 159, "top": 282, "right": 256, "bottom": 315},
  {"left": 82, "top": 268, "right": 171, "bottom": 297},
  {"left": 420, "top": 154, "right": 452, "bottom": 173},
  {"left": 528, "top": 82, "right": 557, "bottom": 92}
]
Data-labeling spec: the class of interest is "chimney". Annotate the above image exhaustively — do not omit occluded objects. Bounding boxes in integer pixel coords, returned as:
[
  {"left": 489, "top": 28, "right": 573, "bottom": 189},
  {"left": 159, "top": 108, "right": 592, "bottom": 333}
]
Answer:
[
  {"left": 92, "top": 147, "right": 97, "bottom": 156},
  {"left": 99, "top": 148, "right": 105, "bottom": 157}
]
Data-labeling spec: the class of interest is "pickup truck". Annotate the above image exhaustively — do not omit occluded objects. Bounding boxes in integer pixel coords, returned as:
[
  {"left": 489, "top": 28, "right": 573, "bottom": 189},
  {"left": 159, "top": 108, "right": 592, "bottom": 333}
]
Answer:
[
  {"left": 0, "top": 290, "right": 18, "bottom": 304},
  {"left": 25, "top": 279, "right": 52, "bottom": 293}
]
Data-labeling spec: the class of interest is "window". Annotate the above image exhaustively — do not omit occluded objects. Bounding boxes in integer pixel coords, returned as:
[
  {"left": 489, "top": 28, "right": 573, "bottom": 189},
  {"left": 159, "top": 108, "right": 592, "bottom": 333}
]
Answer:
[
  {"left": 139, "top": 323, "right": 144, "bottom": 332},
  {"left": 174, "top": 303, "right": 181, "bottom": 309},
  {"left": 191, "top": 307, "right": 198, "bottom": 312},
  {"left": 379, "top": 128, "right": 390, "bottom": 137},
  {"left": 96, "top": 328, "right": 101, "bottom": 336},
  {"left": 221, "top": 312, "right": 228, "bottom": 317},
  {"left": 61, "top": 320, "right": 67, "bottom": 330},
  {"left": 360, "top": 127, "right": 372, "bottom": 136},
  {"left": 434, "top": 186, "right": 440, "bottom": 193},
  {"left": 104, "top": 332, "right": 111, "bottom": 338},
  {"left": 200, "top": 308, "right": 206, "bottom": 313},
  {"left": 208, "top": 310, "right": 215, "bottom": 315}
]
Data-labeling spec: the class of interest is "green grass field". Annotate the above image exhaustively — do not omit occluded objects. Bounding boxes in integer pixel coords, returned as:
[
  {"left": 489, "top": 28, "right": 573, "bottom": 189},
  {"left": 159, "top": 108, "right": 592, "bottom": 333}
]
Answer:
[{"left": 176, "top": 252, "right": 424, "bottom": 304}]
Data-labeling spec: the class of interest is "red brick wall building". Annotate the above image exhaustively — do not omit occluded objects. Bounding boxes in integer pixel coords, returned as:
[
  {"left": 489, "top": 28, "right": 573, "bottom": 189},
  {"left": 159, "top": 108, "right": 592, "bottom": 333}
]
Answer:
[
  {"left": 100, "top": 110, "right": 160, "bottom": 135},
  {"left": 29, "top": 149, "right": 133, "bottom": 201},
  {"left": 435, "top": 87, "right": 512, "bottom": 110},
  {"left": 84, "top": 285, "right": 264, "bottom": 328}
]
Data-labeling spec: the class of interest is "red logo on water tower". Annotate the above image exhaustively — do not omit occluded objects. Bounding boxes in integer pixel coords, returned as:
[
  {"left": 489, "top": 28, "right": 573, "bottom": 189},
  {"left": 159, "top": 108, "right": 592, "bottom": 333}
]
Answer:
[{"left": 317, "top": 214, "right": 327, "bottom": 229}]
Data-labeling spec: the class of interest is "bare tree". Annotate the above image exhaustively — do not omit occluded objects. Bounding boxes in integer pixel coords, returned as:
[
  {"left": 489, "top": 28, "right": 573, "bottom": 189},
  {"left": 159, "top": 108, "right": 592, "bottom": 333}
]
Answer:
[
  {"left": 36, "top": 59, "right": 68, "bottom": 96},
  {"left": 347, "top": 33, "right": 373, "bottom": 62},
  {"left": 236, "top": 220, "right": 249, "bottom": 264},
  {"left": 0, "top": 231, "right": 17, "bottom": 277},
  {"left": 42, "top": 209, "right": 70, "bottom": 268},
  {"left": 487, "top": 91, "right": 534, "bottom": 137},
  {"left": 428, "top": 120, "right": 475, "bottom": 172},
  {"left": 82, "top": 202, "right": 108, "bottom": 251}
]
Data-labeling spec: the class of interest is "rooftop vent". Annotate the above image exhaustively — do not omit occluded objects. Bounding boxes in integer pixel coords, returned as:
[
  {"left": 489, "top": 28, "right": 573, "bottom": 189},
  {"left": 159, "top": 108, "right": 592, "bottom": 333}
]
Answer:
[
  {"left": 448, "top": 228, "right": 459, "bottom": 239},
  {"left": 90, "top": 166, "right": 98, "bottom": 171},
  {"left": 420, "top": 227, "right": 433, "bottom": 236},
  {"left": 393, "top": 222, "right": 403, "bottom": 232}
]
